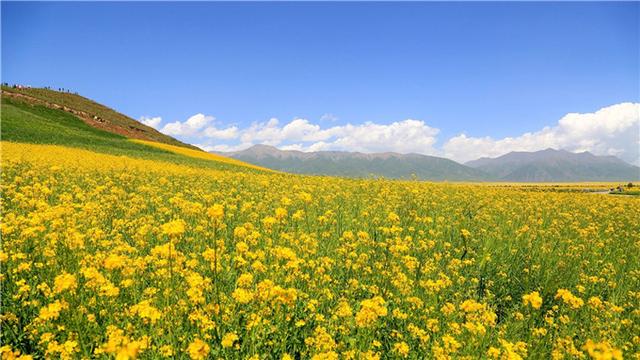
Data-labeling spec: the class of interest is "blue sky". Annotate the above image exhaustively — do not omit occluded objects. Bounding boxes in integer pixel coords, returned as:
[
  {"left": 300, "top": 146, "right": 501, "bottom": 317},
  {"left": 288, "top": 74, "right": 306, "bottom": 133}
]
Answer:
[{"left": 2, "top": 2, "right": 639, "bottom": 163}]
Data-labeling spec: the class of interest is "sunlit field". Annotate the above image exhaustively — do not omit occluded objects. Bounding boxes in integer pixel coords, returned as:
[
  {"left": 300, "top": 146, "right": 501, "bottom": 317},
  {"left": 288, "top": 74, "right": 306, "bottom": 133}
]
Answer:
[{"left": 1, "top": 141, "right": 639, "bottom": 359}]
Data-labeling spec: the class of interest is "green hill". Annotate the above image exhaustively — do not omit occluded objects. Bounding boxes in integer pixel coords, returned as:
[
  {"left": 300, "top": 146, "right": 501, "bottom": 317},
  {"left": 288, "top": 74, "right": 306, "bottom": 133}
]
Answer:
[
  {"left": 0, "top": 88, "right": 265, "bottom": 173},
  {"left": 1, "top": 86, "right": 196, "bottom": 149}
]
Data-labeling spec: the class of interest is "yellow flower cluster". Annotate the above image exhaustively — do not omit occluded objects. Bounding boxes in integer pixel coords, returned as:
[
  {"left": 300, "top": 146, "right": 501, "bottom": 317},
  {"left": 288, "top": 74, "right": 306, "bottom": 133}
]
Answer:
[
  {"left": 522, "top": 291, "right": 543, "bottom": 309},
  {"left": 555, "top": 289, "right": 584, "bottom": 309},
  {"left": 355, "top": 296, "right": 388, "bottom": 327}
]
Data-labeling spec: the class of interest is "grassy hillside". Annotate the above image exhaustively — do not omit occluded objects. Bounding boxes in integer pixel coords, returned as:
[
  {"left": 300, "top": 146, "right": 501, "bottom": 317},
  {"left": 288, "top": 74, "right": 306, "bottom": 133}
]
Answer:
[
  {"left": 0, "top": 96, "right": 266, "bottom": 173},
  {"left": 1, "top": 86, "right": 196, "bottom": 149}
]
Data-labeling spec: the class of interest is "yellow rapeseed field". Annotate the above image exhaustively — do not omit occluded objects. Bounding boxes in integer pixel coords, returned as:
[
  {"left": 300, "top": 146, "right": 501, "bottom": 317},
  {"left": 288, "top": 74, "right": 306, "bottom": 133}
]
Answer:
[{"left": 1, "top": 141, "right": 639, "bottom": 359}]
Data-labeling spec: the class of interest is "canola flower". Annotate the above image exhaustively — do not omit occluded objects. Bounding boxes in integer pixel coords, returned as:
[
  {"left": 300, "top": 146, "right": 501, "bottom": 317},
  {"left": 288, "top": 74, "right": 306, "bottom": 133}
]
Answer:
[
  {"left": 1, "top": 141, "right": 639, "bottom": 358},
  {"left": 522, "top": 291, "right": 543, "bottom": 309},
  {"left": 187, "top": 339, "right": 210, "bottom": 360},
  {"left": 221, "top": 333, "right": 239, "bottom": 349}
]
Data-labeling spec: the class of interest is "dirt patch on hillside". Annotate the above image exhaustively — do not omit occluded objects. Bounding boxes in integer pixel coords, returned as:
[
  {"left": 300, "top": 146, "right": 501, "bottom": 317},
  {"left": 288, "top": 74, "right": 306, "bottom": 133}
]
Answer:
[{"left": 2, "top": 90, "right": 157, "bottom": 141}]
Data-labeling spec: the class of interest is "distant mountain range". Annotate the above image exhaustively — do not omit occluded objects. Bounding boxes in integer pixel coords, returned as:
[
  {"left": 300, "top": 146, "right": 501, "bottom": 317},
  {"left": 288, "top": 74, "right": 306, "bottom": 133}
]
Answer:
[
  {"left": 218, "top": 145, "right": 640, "bottom": 182},
  {"left": 218, "top": 144, "right": 490, "bottom": 181},
  {"left": 465, "top": 148, "right": 640, "bottom": 182}
]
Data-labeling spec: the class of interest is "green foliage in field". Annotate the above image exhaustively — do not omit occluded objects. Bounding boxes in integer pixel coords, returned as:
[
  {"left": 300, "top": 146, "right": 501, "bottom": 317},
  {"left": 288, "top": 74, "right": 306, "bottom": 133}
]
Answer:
[{"left": 610, "top": 190, "right": 640, "bottom": 196}]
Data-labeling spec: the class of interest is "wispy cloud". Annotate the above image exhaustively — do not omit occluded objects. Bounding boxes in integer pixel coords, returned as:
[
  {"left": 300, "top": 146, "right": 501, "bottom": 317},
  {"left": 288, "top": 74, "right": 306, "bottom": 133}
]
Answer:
[{"left": 320, "top": 113, "right": 338, "bottom": 122}]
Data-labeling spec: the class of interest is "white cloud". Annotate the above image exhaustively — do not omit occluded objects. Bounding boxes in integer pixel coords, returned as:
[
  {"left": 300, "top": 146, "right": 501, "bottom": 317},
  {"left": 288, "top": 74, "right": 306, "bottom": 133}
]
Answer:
[
  {"left": 161, "top": 113, "right": 214, "bottom": 136},
  {"left": 443, "top": 103, "right": 640, "bottom": 164},
  {"left": 194, "top": 142, "right": 253, "bottom": 153},
  {"left": 139, "top": 116, "right": 162, "bottom": 129},
  {"left": 233, "top": 118, "right": 440, "bottom": 155},
  {"left": 279, "top": 143, "right": 305, "bottom": 151},
  {"left": 238, "top": 118, "right": 283, "bottom": 145},
  {"left": 280, "top": 141, "right": 333, "bottom": 152},
  {"left": 180, "top": 116, "right": 439, "bottom": 155},
  {"left": 332, "top": 120, "right": 440, "bottom": 154},
  {"left": 203, "top": 126, "right": 239, "bottom": 140}
]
